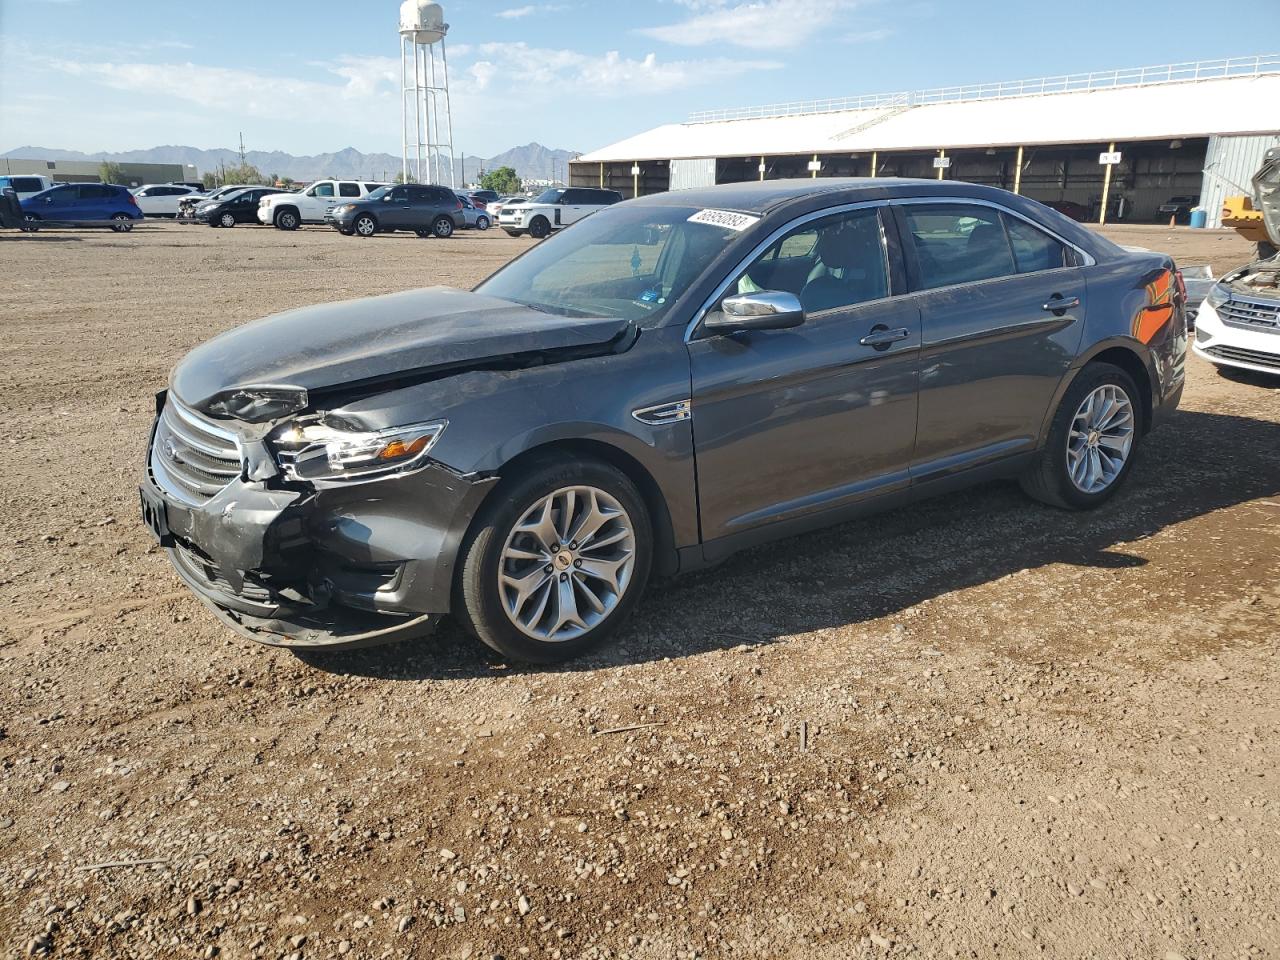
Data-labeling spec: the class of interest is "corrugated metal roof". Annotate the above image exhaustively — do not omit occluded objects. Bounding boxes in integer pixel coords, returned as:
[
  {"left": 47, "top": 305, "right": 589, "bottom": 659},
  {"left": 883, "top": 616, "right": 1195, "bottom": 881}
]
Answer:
[{"left": 578, "top": 74, "right": 1280, "bottom": 163}]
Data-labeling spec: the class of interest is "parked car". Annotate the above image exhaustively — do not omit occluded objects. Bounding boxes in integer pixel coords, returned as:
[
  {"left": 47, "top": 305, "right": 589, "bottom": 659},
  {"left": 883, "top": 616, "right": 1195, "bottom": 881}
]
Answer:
[
  {"left": 171, "top": 181, "right": 206, "bottom": 191},
  {"left": 177, "top": 185, "right": 268, "bottom": 221},
  {"left": 21, "top": 183, "right": 143, "bottom": 231},
  {"left": 195, "top": 187, "right": 288, "bottom": 227},
  {"left": 1193, "top": 260, "right": 1280, "bottom": 376},
  {"left": 499, "top": 187, "right": 622, "bottom": 238},
  {"left": 468, "top": 189, "right": 500, "bottom": 208},
  {"left": 1157, "top": 196, "right": 1198, "bottom": 224},
  {"left": 133, "top": 183, "right": 202, "bottom": 218},
  {"left": 458, "top": 195, "right": 491, "bottom": 230},
  {"left": 0, "top": 174, "right": 56, "bottom": 202},
  {"left": 326, "top": 183, "right": 464, "bottom": 238},
  {"left": 1041, "top": 199, "right": 1091, "bottom": 222},
  {"left": 140, "top": 179, "right": 1187, "bottom": 662},
  {"left": 487, "top": 194, "right": 526, "bottom": 218},
  {"left": 258, "top": 179, "right": 386, "bottom": 230}
]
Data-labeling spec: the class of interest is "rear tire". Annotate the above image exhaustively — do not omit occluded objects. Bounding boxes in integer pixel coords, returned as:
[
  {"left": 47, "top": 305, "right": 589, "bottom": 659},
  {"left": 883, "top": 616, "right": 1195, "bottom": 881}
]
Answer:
[
  {"left": 476, "top": 215, "right": 490, "bottom": 231},
  {"left": 432, "top": 216, "right": 454, "bottom": 238},
  {"left": 1020, "top": 362, "right": 1142, "bottom": 510},
  {"left": 274, "top": 208, "right": 300, "bottom": 231},
  {"left": 110, "top": 214, "right": 134, "bottom": 233},
  {"left": 528, "top": 216, "right": 551, "bottom": 239},
  {"left": 454, "top": 456, "right": 653, "bottom": 663}
]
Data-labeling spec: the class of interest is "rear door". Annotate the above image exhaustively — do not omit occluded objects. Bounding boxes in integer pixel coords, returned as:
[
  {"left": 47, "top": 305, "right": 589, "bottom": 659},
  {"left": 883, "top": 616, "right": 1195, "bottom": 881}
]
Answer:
[
  {"left": 233, "top": 189, "right": 262, "bottom": 222},
  {"left": 893, "top": 200, "right": 1088, "bottom": 480},
  {"left": 688, "top": 203, "right": 921, "bottom": 546},
  {"left": 76, "top": 184, "right": 114, "bottom": 220}
]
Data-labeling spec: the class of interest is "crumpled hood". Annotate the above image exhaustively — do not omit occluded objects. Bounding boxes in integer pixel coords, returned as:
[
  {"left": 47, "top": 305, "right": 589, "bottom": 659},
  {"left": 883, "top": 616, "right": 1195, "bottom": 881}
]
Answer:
[{"left": 172, "top": 286, "right": 632, "bottom": 411}]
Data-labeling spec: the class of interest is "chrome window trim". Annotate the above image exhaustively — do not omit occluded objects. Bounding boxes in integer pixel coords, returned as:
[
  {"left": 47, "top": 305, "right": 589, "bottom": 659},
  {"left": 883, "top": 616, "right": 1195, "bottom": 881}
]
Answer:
[{"left": 685, "top": 199, "right": 891, "bottom": 343}]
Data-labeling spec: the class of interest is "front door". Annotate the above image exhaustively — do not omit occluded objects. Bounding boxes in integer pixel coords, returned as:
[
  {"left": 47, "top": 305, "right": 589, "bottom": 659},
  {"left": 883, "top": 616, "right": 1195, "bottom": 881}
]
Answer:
[
  {"left": 893, "top": 201, "right": 1088, "bottom": 479},
  {"left": 688, "top": 204, "right": 921, "bottom": 546}
]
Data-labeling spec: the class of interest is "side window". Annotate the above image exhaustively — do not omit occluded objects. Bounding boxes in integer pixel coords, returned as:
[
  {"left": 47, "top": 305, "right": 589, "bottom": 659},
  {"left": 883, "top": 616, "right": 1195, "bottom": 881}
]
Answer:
[
  {"left": 389, "top": 186, "right": 410, "bottom": 201},
  {"left": 731, "top": 207, "right": 889, "bottom": 314},
  {"left": 78, "top": 184, "right": 110, "bottom": 200},
  {"left": 313, "top": 182, "right": 334, "bottom": 198},
  {"left": 560, "top": 189, "right": 583, "bottom": 204},
  {"left": 902, "top": 204, "right": 1016, "bottom": 289},
  {"left": 338, "top": 182, "right": 360, "bottom": 198},
  {"left": 1002, "top": 214, "right": 1068, "bottom": 274},
  {"left": 364, "top": 183, "right": 382, "bottom": 193}
]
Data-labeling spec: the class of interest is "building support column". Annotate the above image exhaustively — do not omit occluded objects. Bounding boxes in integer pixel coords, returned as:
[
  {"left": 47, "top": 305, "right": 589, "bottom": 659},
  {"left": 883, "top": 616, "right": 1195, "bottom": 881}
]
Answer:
[
  {"left": 870, "top": 150, "right": 878, "bottom": 177},
  {"left": 812, "top": 153, "right": 819, "bottom": 179},
  {"left": 599, "top": 162, "right": 604, "bottom": 188},
  {"left": 1099, "top": 141, "right": 1115, "bottom": 226},
  {"left": 631, "top": 163, "right": 640, "bottom": 199},
  {"left": 759, "top": 156, "right": 766, "bottom": 181},
  {"left": 1013, "top": 146, "right": 1024, "bottom": 195},
  {"left": 937, "top": 148, "right": 946, "bottom": 180}
]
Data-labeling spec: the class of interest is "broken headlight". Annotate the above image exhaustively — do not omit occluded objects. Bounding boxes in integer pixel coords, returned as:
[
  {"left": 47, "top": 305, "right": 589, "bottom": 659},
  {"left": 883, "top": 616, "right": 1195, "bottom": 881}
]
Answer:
[
  {"left": 271, "top": 419, "right": 447, "bottom": 482},
  {"left": 1205, "top": 282, "right": 1230, "bottom": 310},
  {"left": 206, "top": 386, "right": 309, "bottom": 423}
]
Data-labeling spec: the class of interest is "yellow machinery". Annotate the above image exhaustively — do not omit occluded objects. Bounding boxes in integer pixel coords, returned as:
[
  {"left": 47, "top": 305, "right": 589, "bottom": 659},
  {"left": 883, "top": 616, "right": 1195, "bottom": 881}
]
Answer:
[{"left": 1221, "top": 195, "right": 1270, "bottom": 246}]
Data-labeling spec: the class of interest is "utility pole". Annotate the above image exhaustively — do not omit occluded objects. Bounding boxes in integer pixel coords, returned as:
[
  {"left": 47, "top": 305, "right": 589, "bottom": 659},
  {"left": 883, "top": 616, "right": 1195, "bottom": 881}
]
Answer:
[{"left": 238, "top": 132, "right": 246, "bottom": 168}]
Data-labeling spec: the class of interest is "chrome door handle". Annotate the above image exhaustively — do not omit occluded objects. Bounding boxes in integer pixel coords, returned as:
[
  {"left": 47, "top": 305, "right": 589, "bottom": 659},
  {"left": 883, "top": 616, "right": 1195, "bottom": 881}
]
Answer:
[
  {"left": 859, "top": 326, "right": 911, "bottom": 348},
  {"left": 1043, "top": 295, "right": 1080, "bottom": 313}
]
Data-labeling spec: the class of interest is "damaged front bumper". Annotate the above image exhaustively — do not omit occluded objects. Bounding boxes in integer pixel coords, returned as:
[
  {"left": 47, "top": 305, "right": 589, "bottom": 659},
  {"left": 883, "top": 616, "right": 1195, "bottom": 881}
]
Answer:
[{"left": 141, "top": 401, "right": 497, "bottom": 650}]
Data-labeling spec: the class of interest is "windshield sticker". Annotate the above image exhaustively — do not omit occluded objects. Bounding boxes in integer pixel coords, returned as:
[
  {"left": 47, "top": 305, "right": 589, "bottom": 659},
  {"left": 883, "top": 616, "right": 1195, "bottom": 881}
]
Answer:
[{"left": 688, "top": 209, "right": 761, "bottom": 232}]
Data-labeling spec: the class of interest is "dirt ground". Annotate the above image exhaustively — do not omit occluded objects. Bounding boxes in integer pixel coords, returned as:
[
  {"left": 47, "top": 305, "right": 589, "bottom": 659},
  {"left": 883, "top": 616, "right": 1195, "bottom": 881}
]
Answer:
[{"left": 0, "top": 220, "right": 1275, "bottom": 960}]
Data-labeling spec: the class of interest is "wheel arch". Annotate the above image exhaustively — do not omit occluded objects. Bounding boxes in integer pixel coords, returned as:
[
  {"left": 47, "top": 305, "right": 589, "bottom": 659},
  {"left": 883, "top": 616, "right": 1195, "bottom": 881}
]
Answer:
[
  {"left": 471, "top": 437, "right": 679, "bottom": 578},
  {"left": 1039, "top": 339, "right": 1156, "bottom": 445}
]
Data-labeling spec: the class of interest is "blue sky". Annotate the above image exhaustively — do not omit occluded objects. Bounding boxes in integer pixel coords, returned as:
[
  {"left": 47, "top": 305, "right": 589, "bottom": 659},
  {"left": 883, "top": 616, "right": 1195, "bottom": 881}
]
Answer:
[{"left": 0, "top": 0, "right": 1270, "bottom": 158}]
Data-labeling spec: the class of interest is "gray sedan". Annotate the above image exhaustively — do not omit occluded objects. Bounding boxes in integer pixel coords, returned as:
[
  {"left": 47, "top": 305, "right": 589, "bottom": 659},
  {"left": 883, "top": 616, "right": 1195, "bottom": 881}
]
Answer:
[{"left": 141, "top": 178, "right": 1187, "bottom": 662}]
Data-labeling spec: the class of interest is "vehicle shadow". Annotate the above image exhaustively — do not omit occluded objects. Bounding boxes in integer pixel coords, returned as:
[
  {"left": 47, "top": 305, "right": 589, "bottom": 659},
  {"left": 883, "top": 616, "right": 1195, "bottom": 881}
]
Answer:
[
  {"left": 0, "top": 235, "right": 83, "bottom": 243},
  {"left": 298, "top": 409, "right": 1280, "bottom": 681},
  {"left": 1215, "top": 366, "right": 1280, "bottom": 389}
]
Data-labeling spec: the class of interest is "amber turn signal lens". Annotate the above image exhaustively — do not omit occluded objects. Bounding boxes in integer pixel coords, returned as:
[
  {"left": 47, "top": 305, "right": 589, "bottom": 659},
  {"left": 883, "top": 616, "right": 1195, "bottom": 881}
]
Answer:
[{"left": 378, "top": 435, "right": 432, "bottom": 460}]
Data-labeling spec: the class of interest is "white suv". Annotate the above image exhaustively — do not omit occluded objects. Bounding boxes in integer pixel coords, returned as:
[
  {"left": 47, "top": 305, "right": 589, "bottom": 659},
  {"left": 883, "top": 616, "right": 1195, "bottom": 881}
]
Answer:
[
  {"left": 258, "top": 179, "right": 386, "bottom": 230},
  {"left": 498, "top": 187, "right": 622, "bottom": 239}
]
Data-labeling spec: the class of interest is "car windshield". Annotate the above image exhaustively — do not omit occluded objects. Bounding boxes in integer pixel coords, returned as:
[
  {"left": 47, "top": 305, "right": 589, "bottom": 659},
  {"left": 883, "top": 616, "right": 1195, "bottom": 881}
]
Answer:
[
  {"left": 476, "top": 204, "right": 746, "bottom": 324},
  {"left": 533, "top": 189, "right": 564, "bottom": 204},
  {"left": 365, "top": 186, "right": 391, "bottom": 200}
]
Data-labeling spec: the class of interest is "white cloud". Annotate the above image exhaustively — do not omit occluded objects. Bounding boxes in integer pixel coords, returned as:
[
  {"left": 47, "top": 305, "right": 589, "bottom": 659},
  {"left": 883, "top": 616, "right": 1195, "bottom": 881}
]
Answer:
[
  {"left": 843, "top": 27, "right": 891, "bottom": 42},
  {"left": 496, "top": 3, "right": 568, "bottom": 18},
  {"left": 639, "top": 0, "right": 865, "bottom": 49},
  {"left": 459, "top": 41, "right": 776, "bottom": 97}
]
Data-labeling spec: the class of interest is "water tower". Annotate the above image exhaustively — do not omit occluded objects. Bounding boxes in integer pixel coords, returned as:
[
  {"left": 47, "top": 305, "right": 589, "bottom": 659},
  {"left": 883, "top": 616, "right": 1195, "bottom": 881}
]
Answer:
[{"left": 400, "top": 1, "right": 456, "bottom": 186}]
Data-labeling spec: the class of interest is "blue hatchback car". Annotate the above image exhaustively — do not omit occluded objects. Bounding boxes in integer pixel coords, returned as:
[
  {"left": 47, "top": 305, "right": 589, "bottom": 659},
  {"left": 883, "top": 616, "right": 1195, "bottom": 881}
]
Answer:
[{"left": 21, "top": 183, "right": 144, "bottom": 232}]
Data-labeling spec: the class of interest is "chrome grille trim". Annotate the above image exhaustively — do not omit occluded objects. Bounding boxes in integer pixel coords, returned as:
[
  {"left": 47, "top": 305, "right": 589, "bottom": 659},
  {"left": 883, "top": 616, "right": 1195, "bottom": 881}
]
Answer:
[
  {"left": 149, "top": 396, "right": 243, "bottom": 504},
  {"left": 1219, "top": 296, "right": 1280, "bottom": 333}
]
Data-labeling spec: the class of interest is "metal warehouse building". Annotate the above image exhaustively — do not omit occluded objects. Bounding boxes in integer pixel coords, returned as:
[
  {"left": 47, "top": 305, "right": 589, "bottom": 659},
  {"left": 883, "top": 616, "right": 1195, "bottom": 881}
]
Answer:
[
  {"left": 0, "top": 157, "right": 198, "bottom": 188},
  {"left": 570, "top": 55, "right": 1280, "bottom": 227}
]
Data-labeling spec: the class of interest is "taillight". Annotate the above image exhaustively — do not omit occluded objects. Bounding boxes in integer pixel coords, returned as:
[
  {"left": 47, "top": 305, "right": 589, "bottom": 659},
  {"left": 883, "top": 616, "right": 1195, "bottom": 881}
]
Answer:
[
  {"left": 128, "top": 194, "right": 139, "bottom": 206},
  {"left": 455, "top": 199, "right": 463, "bottom": 210},
  {"left": 1174, "top": 268, "right": 1187, "bottom": 299}
]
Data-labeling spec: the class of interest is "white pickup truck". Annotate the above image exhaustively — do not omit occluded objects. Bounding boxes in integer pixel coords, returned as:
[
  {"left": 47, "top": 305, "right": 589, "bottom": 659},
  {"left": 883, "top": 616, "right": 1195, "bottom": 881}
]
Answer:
[
  {"left": 498, "top": 186, "right": 623, "bottom": 238},
  {"left": 258, "top": 179, "right": 387, "bottom": 230}
]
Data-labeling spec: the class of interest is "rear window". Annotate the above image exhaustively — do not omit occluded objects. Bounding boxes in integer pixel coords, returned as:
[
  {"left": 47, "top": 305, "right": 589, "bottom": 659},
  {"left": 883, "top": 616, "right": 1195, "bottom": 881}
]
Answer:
[
  {"left": 13, "top": 177, "right": 44, "bottom": 192},
  {"left": 902, "top": 203, "right": 1017, "bottom": 289}
]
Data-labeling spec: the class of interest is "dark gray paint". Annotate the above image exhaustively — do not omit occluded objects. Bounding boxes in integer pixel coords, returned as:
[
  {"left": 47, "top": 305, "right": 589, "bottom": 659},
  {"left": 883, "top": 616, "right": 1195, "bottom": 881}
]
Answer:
[{"left": 144, "top": 178, "right": 1186, "bottom": 649}]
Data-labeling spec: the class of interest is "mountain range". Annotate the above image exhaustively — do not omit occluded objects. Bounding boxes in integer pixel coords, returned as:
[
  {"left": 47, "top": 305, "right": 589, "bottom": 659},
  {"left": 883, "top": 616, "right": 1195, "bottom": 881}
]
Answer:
[{"left": 0, "top": 143, "right": 581, "bottom": 184}]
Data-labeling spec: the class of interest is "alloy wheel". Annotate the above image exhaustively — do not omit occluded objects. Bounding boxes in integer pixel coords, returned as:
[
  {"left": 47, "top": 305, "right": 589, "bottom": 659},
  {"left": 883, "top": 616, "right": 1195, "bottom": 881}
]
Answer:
[
  {"left": 1066, "top": 384, "right": 1135, "bottom": 494},
  {"left": 433, "top": 217, "right": 453, "bottom": 238},
  {"left": 497, "top": 486, "right": 636, "bottom": 642},
  {"left": 356, "top": 215, "right": 376, "bottom": 236}
]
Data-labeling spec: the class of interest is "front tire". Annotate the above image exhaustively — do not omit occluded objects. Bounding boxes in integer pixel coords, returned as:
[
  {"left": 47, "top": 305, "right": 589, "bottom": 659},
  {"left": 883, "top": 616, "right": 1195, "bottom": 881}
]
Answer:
[
  {"left": 274, "top": 208, "right": 300, "bottom": 231},
  {"left": 354, "top": 214, "right": 377, "bottom": 237},
  {"left": 111, "top": 214, "right": 134, "bottom": 233},
  {"left": 528, "top": 216, "right": 551, "bottom": 239},
  {"left": 1020, "top": 362, "right": 1142, "bottom": 509},
  {"left": 20, "top": 214, "right": 40, "bottom": 232},
  {"left": 219, "top": 212, "right": 236, "bottom": 228},
  {"left": 455, "top": 457, "right": 653, "bottom": 663}
]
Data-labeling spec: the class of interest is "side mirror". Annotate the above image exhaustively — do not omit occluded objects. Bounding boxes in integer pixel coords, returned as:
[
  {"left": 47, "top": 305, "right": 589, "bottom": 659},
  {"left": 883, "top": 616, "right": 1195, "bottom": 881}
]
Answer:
[{"left": 705, "top": 290, "right": 806, "bottom": 333}]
